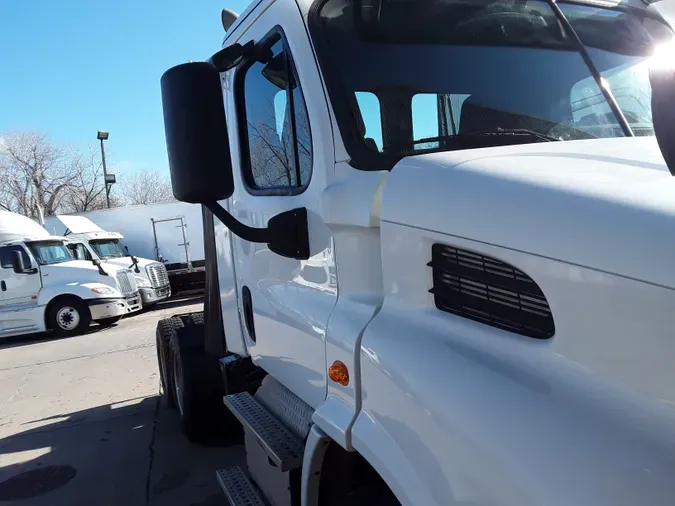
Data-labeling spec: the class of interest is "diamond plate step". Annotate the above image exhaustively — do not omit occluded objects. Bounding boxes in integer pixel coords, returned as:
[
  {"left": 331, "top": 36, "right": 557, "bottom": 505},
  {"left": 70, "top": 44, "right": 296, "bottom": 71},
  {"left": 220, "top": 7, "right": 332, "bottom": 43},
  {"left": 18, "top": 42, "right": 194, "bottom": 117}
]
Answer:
[
  {"left": 223, "top": 392, "right": 304, "bottom": 471},
  {"left": 216, "top": 466, "right": 267, "bottom": 506}
]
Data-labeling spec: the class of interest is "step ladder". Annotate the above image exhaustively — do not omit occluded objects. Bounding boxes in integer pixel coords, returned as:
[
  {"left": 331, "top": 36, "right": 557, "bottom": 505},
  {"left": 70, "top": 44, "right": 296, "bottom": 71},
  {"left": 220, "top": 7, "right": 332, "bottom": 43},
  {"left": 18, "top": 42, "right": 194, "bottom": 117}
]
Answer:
[{"left": 216, "top": 378, "right": 313, "bottom": 506}]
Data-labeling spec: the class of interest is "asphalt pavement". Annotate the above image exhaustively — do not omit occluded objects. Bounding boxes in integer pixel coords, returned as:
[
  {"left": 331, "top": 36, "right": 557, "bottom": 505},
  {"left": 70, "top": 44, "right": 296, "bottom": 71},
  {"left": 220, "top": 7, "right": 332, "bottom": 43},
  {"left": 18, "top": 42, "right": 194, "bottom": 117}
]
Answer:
[{"left": 0, "top": 294, "right": 244, "bottom": 506}]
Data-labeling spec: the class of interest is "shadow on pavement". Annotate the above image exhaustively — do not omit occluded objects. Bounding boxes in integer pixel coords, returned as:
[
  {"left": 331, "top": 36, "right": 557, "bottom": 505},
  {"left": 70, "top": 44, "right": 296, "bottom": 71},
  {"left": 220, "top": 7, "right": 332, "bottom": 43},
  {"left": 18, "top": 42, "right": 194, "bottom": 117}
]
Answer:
[
  {"left": 0, "top": 325, "right": 109, "bottom": 352},
  {"left": 0, "top": 396, "right": 243, "bottom": 506}
]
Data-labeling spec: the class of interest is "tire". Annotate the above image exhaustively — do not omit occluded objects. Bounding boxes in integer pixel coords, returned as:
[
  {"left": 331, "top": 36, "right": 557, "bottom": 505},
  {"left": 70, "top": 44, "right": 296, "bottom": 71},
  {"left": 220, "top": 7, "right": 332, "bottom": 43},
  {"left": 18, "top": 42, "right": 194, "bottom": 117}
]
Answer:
[
  {"left": 97, "top": 316, "right": 122, "bottom": 327},
  {"left": 168, "top": 319, "right": 239, "bottom": 445},
  {"left": 47, "top": 297, "right": 92, "bottom": 337},
  {"left": 156, "top": 317, "right": 183, "bottom": 409},
  {"left": 187, "top": 311, "right": 204, "bottom": 326}
]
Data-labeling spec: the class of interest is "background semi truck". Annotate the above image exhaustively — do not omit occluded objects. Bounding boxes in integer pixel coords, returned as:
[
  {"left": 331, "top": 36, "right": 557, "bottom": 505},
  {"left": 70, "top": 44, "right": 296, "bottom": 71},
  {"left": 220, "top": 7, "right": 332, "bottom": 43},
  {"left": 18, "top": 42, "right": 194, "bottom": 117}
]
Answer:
[
  {"left": 154, "top": 1, "right": 675, "bottom": 506},
  {"left": 0, "top": 210, "right": 141, "bottom": 338},
  {"left": 47, "top": 202, "right": 205, "bottom": 293},
  {"left": 45, "top": 215, "right": 172, "bottom": 307}
]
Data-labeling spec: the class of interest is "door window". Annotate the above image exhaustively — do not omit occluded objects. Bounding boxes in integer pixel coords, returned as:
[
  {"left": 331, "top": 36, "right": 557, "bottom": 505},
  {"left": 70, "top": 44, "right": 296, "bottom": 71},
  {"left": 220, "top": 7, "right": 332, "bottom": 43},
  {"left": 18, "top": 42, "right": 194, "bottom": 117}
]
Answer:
[
  {"left": 0, "top": 246, "right": 31, "bottom": 269},
  {"left": 411, "top": 93, "right": 471, "bottom": 151},
  {"left": 67, "top": 243, "right": 92, "bottom": 261},
  {"left": 238, "top": 32, "right": 312, "bottom": 193}
]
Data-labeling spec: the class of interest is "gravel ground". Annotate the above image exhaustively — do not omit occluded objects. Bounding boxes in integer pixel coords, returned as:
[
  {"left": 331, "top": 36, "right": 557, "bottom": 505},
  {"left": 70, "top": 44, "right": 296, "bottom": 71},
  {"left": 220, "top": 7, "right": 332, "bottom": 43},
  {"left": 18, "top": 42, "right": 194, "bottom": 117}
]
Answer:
[{"left": 0, "top": 294, "right": 244, "bottom": 506}]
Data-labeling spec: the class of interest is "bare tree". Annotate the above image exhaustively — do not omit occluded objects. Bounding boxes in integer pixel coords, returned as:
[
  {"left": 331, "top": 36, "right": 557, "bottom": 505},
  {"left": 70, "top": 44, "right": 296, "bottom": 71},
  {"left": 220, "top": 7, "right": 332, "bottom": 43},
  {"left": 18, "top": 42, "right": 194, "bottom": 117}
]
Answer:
[
  {"left": 0, "top": 132, "right": 80, "bottom": 218},
  {"left": 246, "top": 87, "right": 312, "bottom": 189},
  {"left": 118, "top": 169, "right": 175, "bottom": 205},
  {"left": 60, "top": 146, "right": 122, "bottom": 212}
]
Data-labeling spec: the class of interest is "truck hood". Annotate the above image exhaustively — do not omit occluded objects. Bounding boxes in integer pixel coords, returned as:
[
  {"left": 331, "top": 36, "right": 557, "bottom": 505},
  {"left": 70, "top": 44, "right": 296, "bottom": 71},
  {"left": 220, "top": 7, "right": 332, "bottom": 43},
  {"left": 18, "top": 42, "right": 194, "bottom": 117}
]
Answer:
[
  {"left": 383, "top": 136, "right": 675, "bottom": 288},
  {"left": 40, "top": 260, "right": 127, "bottom": 289},
  {"left": 101, "top": 256, "right": 159, "bottom": 272}
]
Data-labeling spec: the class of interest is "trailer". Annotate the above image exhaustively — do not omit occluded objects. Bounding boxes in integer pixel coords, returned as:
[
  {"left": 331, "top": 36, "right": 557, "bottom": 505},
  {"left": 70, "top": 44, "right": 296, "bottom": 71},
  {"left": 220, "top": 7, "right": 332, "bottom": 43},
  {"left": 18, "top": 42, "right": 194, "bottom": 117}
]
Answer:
[{"left": 48, "top": 202, "right": 205, "bottom": 293}]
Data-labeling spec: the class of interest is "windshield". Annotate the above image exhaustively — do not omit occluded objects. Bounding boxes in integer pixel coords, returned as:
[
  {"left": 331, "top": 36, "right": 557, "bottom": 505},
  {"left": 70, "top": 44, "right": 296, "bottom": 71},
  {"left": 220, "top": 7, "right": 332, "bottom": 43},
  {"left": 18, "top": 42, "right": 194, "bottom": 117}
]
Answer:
[
  {"left": 90, "top": 239, "right": 128, "bottom": 259},
  {"left": 310, "top": 0, "right": 673, "bottom": 169},
  {"left": 27, "top": 241, "right": 74, "bottom": 266}
]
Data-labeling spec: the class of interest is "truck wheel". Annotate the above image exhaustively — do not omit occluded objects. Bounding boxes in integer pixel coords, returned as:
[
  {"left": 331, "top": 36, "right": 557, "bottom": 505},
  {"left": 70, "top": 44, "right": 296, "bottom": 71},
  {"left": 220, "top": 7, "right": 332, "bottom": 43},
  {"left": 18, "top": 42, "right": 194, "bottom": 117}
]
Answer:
[
  {"left": 168, "top": 319, "right": 239, "bottom": 445},
  {"left": 47, "top": 297, "right": 92, "bottom": 337},
  {"left": 97, "top": 316, "right": 122, "bottom": 327},
  {"left": 156, "top": 317, "right": 183, "bottom": 409}
]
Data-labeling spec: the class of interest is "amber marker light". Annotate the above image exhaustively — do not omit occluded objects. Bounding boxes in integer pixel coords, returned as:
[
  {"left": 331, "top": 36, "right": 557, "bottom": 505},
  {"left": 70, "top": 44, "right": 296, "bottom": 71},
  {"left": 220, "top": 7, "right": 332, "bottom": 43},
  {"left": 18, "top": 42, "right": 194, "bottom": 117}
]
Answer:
[{"left": 329, "top": 361, "right": 349, "bottom": 386}]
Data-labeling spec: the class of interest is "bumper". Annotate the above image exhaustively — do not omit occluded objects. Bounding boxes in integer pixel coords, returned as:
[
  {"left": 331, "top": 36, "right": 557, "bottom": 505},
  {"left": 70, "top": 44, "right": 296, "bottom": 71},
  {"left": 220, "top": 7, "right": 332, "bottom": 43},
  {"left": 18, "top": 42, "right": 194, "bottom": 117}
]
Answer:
[
  {"left": 87, "top": 292, "right": 142, "bottom": 321},
  {"left": 140, "top": 285, "right": 171, "bottom": 305}
]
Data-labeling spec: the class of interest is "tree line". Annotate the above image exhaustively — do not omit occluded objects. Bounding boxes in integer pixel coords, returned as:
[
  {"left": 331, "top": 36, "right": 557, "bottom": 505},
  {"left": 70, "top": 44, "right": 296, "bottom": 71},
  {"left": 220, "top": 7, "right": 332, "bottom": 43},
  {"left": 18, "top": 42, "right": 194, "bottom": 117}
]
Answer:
[{"left": 0, "top": 131, "right": 175, "bottom": 219}]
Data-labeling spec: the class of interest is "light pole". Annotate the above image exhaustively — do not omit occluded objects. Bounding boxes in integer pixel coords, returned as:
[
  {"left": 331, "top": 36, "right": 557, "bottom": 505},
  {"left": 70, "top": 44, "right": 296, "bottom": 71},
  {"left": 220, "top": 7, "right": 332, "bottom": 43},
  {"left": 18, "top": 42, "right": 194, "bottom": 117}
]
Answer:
[{"left": 97, "top": 131, "right": 115, "bottom": 208}]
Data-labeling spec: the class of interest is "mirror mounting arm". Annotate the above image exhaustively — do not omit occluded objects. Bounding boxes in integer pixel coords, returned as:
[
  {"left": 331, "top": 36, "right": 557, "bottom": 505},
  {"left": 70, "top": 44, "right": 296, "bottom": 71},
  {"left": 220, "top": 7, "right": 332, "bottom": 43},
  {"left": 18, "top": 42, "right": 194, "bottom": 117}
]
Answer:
[
  {"left": 204, "top": 202, "right": 310, "bottom": 260},
  {"left": 209, "top": 40, "right": 272, "bottom": 72}
]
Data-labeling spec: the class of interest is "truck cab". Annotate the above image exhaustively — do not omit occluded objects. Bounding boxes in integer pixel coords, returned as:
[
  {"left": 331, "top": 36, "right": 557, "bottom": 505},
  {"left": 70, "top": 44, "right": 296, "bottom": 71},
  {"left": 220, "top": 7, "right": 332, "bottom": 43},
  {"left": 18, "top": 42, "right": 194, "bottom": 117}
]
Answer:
[
  {"left": 155, "top": 1, "right": 675, "bottom": 505},
  {"left": 46, "top": 215, "right": 171, "bottom": 306},
  {"left": 0, "top": 210, "right": 141, "bottom": 338}
]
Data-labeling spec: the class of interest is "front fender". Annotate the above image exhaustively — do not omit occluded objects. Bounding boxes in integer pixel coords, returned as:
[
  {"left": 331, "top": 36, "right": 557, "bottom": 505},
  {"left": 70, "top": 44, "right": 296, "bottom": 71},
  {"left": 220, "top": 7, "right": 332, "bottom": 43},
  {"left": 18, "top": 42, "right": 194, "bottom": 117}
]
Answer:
[
  {"left": 38, "top": 283, "right": 123, "bottom": 307},
  {"left": 357, "top": 298, "right": 675, "bottom": 506}
]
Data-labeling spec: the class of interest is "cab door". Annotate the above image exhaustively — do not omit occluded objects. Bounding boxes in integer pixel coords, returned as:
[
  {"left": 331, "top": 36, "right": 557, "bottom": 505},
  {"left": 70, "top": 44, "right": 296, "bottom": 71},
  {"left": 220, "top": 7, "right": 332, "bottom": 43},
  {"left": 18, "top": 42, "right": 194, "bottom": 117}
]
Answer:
[
  {"left": 0, "top": 245, "right": 42, "bottom": 335},
  {"left": 222, "top": 2, "right": 337, "bottom": 408}
]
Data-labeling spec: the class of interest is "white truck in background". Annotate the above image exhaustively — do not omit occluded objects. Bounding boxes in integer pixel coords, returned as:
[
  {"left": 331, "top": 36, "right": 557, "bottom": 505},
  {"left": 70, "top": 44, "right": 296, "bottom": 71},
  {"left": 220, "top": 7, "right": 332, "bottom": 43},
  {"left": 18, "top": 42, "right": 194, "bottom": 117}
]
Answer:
[
  {"left": 154, "top": 1, "right": 675, "bottom": 506},
  {"left": 45, "top": 215, "right": 172, "bottom": 307},
  {"left": 48, "top": 202, "right": 206, "bottom": 294},
  {"left": 0, "top": 210, "right": 141, "bottom": 338}
]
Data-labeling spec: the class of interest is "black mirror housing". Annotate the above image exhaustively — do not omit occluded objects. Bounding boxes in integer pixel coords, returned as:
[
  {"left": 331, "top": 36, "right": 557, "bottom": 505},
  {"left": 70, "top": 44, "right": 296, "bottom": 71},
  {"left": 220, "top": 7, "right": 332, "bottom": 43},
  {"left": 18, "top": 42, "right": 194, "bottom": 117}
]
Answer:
[
  {"left": 161, "top": 62, "right": 235, "bottom": 204},
  {"left": 12, "top": 251, "right": 27, "bottom": 274},
  {"left": 651, "top": 66, "right": 675, "bottom": 176}
]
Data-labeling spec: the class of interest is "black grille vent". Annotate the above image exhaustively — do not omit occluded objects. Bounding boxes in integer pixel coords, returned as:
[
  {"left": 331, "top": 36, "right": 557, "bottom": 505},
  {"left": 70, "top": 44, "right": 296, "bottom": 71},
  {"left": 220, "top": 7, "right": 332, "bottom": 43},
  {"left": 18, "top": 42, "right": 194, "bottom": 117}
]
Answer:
[{"left": 428, "top": 244, "right": 554, "bottom": 339}]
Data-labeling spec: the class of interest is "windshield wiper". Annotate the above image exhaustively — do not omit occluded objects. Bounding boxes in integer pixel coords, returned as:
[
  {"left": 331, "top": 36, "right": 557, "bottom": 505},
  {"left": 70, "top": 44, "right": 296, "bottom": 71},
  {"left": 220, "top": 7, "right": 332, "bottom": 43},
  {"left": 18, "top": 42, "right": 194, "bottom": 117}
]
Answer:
[
  {"left": 543, "top": 0, "right": 633, "bottom": 137},
  {"left": 467, "top": 128, "right": 561, "bottom": 142},
  {"left": 398, "top": 128, "right": 561, "bottom": 151}
]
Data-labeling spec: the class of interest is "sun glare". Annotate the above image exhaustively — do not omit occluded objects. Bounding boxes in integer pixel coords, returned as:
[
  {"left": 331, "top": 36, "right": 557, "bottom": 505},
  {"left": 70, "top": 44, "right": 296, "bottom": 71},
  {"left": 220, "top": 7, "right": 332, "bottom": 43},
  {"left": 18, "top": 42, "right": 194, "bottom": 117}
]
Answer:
[{"left": 649, "top": 41, "right": 675, "bottom": 71}]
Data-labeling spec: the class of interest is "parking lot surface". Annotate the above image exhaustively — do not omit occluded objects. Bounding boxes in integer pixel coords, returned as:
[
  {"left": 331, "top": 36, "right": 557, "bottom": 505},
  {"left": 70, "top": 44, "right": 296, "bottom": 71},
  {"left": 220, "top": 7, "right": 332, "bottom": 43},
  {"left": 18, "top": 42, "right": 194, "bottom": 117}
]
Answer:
[{"left": 0, "top": 295, "right": 244, "bottom": 506}]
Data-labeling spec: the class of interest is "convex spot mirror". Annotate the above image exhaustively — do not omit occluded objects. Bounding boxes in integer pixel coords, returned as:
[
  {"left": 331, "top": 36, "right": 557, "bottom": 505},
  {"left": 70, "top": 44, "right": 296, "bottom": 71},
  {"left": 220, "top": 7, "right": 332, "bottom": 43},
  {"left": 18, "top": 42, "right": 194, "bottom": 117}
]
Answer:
[{"left": 160, "top": 62, "right": 235, "bottom": 204}]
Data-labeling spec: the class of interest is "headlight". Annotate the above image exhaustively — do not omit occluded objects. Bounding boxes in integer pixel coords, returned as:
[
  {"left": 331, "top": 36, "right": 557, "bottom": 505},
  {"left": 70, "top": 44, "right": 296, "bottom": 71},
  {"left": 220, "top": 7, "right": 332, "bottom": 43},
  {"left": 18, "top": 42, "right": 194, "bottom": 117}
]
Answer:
[
  {"left": 91, "top": 286, "right": 115, "bottom": 295},
  {"left": 135, "top": 276, "right": 151, "bottom": 288}
]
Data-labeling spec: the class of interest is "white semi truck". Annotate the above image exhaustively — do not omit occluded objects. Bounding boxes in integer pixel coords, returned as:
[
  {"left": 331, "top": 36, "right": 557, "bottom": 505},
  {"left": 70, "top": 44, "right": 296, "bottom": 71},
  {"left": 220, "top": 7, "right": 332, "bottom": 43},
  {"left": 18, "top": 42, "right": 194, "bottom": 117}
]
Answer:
[
  {"left": 50, "top": 203, "right": 206, "bottom": 293},
  {"left": 154, "top": 1, "right": 675, "bottom": 505},
  {"left": 45, "top": 215, "right": 172, "bottom": 307},
  {"left": 0, "top": 211, "right": 141, "bottom": 338}
]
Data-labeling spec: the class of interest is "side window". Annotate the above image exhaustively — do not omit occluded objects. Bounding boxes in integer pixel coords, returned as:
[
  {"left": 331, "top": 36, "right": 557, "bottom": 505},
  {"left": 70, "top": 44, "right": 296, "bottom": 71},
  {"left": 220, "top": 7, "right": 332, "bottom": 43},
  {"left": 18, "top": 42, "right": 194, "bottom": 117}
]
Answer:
[
  {"left": 239, "top": 34, "right": 312, "bottom": 192},
  {"left": 0, "top": 246, "right": 31, "bottom": 269},
  {"left": 412, "top": 93, "right": 471, "bottom": 150},
  {"left": 67, "top": 243, "right": 92, "bottom": 261},
  {"left": 355, "top": 92, "right": 383, "bottom": 152}
]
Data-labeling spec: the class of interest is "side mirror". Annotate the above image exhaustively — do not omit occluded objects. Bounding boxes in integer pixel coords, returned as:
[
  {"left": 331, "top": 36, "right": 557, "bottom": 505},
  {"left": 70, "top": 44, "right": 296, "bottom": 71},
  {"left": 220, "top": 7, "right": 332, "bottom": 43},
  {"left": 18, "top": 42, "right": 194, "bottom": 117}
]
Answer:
[
  {"left": 130, "top": 255, "right": 140, "bottom": 273},
  {"left": 91, "top": 258, "right": 108, "bottom": 276},
  {"left": 12, "top": 251, "right": 32, "bottom": 274},
  {"left": 160, "top": 62, "right": 234, "bottom": 204},
  {"left": 261, "top": 53, "right": 289, "bottom": 89},
  {"left": 159, "top": 56, "right": 310, "bottom": 260},
  {"left": 651, "top": 65, "right": 675, "bottom": 176}
]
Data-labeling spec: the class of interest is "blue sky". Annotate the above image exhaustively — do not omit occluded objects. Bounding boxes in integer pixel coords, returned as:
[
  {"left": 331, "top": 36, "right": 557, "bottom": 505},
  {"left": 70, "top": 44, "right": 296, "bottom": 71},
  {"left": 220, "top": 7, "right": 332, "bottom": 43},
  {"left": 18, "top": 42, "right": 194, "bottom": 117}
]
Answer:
[
  {"left": 2, "top": 0, "right": 675, "bottom": 176},
  {"left": 0, "top": 0, "right": 250, "bottom": 175}
]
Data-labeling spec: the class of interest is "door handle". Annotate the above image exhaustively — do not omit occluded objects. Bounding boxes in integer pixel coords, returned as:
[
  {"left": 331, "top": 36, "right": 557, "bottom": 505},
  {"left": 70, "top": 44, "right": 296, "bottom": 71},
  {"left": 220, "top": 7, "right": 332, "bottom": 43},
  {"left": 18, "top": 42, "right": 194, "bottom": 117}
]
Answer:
[
  {"left": 242, "top": 286, "right": 256, "bottom": 342},
  {"left": 1, "top": 281, "right": 6, "bottom": 291}
]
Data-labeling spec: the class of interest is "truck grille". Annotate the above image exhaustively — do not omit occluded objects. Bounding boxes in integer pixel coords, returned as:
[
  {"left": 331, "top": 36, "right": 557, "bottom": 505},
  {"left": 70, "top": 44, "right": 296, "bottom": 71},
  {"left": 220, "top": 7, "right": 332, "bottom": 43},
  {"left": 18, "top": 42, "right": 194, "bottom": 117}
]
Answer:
[
  {"left": 115, "top": 269, "right": 138, "bottom": 296},
  {"left": 147, "top": 263, "right": 169, "bottom": 288}
]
